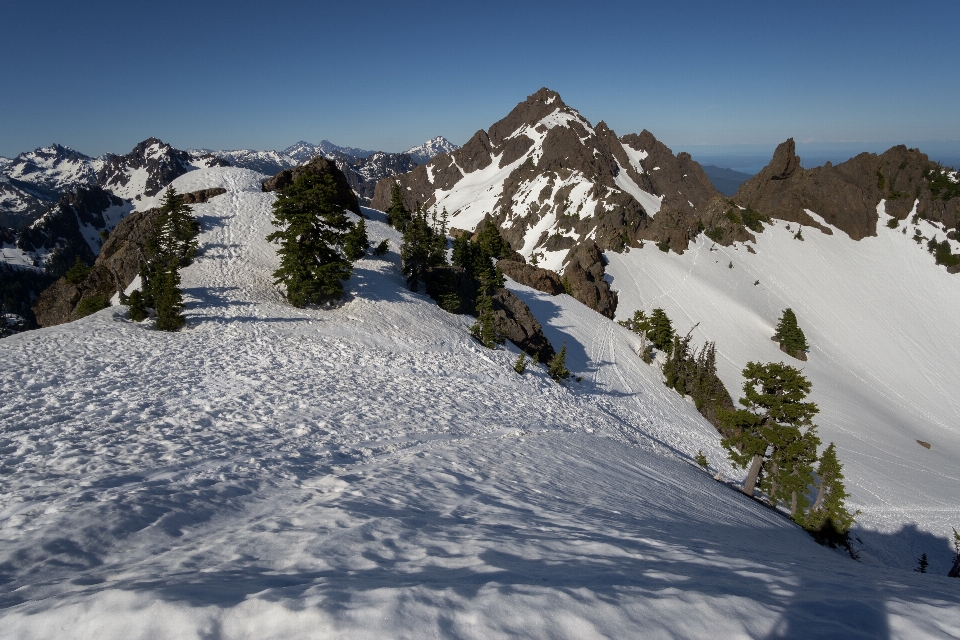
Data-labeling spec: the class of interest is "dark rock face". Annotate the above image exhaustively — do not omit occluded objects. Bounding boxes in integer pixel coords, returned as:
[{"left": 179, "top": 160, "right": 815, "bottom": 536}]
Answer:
[
  {"left": 562, "top": 241, "right": 617, "bottom": 318},
  {"left": 261, "top": 157, "right": 361, "bottom": 215},
  {"left": 496, "top": 259, "right": 564, "bottom": 295},
  {"left": 491, "top": 288, "right": 555, "bottom": 362},
  {"left": 734, "top": 139, "right": 959, "bottom": 240},
  {"left": 33, "top": 188, "right": 226, "bottom": 327},
  {"left": 97, "top": 138, "right": 195, "bottom": 198},
  {"left": 16, "top": 186, "right": 130, "bottom": 277}
]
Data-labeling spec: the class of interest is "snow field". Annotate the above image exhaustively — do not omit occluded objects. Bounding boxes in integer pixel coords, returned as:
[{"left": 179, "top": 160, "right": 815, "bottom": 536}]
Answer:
[
  {"left": 1, "top": 167, "right": 958, "bottom": 638},
  {"left": 605, "top": 206, "right": 960, "bottom": 572}
]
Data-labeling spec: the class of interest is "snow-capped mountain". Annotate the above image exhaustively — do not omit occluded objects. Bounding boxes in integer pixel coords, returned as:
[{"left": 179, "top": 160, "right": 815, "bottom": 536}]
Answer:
[
  {"left": 2, "top": 143, "right": 100, "bottom": 197},
  {"left": 372, "top": 88, "right": 717, "bottom": 273},
  {"left": 190, "top": 147, "right": 296, "bottom": 176},
  {"left": 0, "top": 177, "right": 48, "bottom": 228},
  {"left": 1, "top": 164, "right": 958, "bottom": 637},
  {"left": 282, "top": 140, "right": 376, "bottom": 164},
  {"left": 96, "top": 137, "right": 227, "bottom": 201},
  {"left": 403, "top": 135, "right": 460, "bottom": 164}
]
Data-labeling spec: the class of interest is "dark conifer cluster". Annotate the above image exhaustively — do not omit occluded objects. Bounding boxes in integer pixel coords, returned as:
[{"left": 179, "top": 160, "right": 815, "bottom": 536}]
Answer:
[
  {"left": 662, "top": 333, "right": 734, "bottom": 430},
  {"left": 720, "top": 361, "right": 856, "bottom": 549},
  {"left": 266, "top": 173, "right": 361, "bottom": 307},
  {"left": 400, "top": 205, "right": 448, "bottom": 292},
  {"left": 773, "top": 308, "right": 808, "bottom": 358},
  {"left": 127, "top": 186, "right": 201, "bottom": 331}
]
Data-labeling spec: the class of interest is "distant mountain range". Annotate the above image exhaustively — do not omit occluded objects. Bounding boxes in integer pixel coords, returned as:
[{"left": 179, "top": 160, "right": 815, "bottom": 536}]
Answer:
[{"left": 700, "top": 165, "right": 754, "bottom": 196}]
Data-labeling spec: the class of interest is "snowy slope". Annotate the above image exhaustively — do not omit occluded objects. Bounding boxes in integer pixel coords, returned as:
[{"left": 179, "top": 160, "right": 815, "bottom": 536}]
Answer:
[
  {"left": 1, "top": 167, "right": 958, "bottom": 638},
  {"left": 605, "top": 204, "right": 960, "bottom": 570}
]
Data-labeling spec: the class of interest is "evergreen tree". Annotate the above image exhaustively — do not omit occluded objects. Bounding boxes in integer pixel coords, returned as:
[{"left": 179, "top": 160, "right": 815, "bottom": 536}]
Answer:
[
  {"left": 618, "top": 310, "right": 652, "bottom": 335},
  {"left": 65, "top": 257, "right": 91, "bottom": 284},
  {"left": 773, "top": 308, "right": 809, "bottom": 356},
  {"left": 514, "top": 351, "right": 527, "bottom": 374},
  {"left": 475, "top": 215, "right": 511, "bottom": 259},
  {"left": 128, "top": 289, "right": 148, "bottom": 322},
  {"left": 549, "top": 342, "right": 570, "bottom": 382},
  {"left": 266, "top": 172, "right": 354, "bottom": 307},
  {"left": 373, "top": 239, "right": 389, "bottom": 256},
  {"left": 401, "top": 205, "right": 447, "bottom": 291},
  {"left": 915, "top": 553, "right": 929, "bottom": 573},
  {"left": 720, "top": 362, "right": 819, "bottom": 500},
  {"left": 386, "top": 183, "right": 411, "bottom": 230},
  {"left": 156, "top": 186, "right": 200, "bottom": 267},
  {"left": 154, "top": 263, "right": 185, "bottom": 331},
  {"left": 343, "top": 217, "right": 370, "bottom": 261},
  {"left": 648, "top": 308, "right": 675, "bottom": 351},
  {"left": 695, "top": 450, "right": 709, "bottom": 468},
  {"left": 470, "top": 288, "right": 501, "bottom": 348},
  {"left": 805, "top": 442, "right": 855, "bottom": 535}
]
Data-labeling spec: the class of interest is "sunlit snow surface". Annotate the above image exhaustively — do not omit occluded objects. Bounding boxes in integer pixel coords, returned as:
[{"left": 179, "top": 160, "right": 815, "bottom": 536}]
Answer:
[
  {"left": 606, "top": 204, "right": 960, "bottom": 571},
  {"left": 1, "top": 169, "right": 958, "bottom": 638}
]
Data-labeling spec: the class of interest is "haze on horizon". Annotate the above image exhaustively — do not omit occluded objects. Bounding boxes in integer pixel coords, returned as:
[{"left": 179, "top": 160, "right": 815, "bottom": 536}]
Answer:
[{"left": 2, "top": 0, "right": 957, "bottom": 161}]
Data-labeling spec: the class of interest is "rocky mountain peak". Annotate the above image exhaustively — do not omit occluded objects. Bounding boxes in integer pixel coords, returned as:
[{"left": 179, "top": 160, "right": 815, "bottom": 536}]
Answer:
[
  {"left": 487, "top": 87, "right": 575, "bottom": 146},
  {"left": 763, "top": 138, "right": 802, "bottom": 181}
]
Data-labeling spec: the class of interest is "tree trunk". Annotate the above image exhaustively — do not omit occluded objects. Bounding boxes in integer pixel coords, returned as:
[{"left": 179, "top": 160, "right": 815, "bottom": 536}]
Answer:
[
  {"left": 811, "top": 473, "right": 828, "bottom": 512},
  {"left": 742, "top": 454, "right": 763, "bottom": 496},
  {"left": 790, "top": 491, "right": 798, "bottom": 517}
]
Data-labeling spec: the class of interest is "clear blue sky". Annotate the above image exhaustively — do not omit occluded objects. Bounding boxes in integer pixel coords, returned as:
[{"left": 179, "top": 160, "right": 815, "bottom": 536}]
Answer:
[{"left": 2, "top": 0, "right": 958, "bottom": 159}]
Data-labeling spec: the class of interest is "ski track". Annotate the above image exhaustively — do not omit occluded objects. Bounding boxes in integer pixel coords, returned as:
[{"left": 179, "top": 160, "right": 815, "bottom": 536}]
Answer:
[{"left": 1, "top": 168, "right": 958, "bottom": 638}]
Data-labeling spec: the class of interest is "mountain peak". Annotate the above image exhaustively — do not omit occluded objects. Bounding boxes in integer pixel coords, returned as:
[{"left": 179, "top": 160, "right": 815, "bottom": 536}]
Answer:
[{"left": 404, "top": 136, "right": 460, "bottom": 164}]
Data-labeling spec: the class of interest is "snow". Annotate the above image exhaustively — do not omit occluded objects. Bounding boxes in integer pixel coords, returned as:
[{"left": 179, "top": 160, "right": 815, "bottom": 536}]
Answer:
[
  {"left": 614, "top": 161, "right": 663, "bottom": 216},
  {"left": 605, "top": 211, "right": 960, "bottom": 572},
  {"left": 78, "top": 202, "right": 135, "bottom": 253},
  {"left": 4, "top": 166, "right": 958, "bottom": 637},
  {"left": 620, "top": 142, "right": 649, "bottom": 174}
]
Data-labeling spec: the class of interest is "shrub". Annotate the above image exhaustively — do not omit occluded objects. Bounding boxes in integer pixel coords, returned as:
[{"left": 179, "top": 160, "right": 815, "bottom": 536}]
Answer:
[
  {"left": 76, "top": 296, "right": 109, "bottom": 318},
  {"left": 65, "top": 257, "right": 91, "bottom": 285}
]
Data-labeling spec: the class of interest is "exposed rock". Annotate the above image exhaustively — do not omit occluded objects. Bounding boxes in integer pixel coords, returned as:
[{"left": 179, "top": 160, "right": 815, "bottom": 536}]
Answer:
[
  {"left": 496, "top": 259, "right": 564, "bottom": 295},
  {"left": 423, "top": 265, "right": 554, "bottom": 362},
  {"left": 33, "top": 187, "right": 226, "bottom": 327},
  {"left": 491, "top": 288, "right": 555, "bottom": 363},
  {"left": 734, "top": 139, "right": 959, "bottom": 240},
  {"left": 261, "top": 156, "right": 361, "bottom": 214},
  {"left": 562, "top": 241, "right": 617, "bottom": 318},
  {"left": 97, "top": 138, "right": 199, "bottom": 199}
]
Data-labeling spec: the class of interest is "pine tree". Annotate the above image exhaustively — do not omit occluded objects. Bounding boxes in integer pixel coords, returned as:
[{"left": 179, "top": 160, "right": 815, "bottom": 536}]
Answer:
[
  {"left": 471, "top": 288, "right": 501, "bottom": 348},
  {"left": 401, "top": 205, "right": 446, "bottom": 291},
  {"left": 514, "top": 351, "right": 527, "bottom": 374},
  {"left": 915, "top": 553, "right": 929, "bottom": 573},
  {"left": 773, "top": 308, "right": 809, "bottom": 357},
  {"left": 695, "top": 450, "right": 709, "bottom": 468},
  {"left": 549, "top": 342, "right": 570, "bottom": 382},
  {"left": 128, "top": 289, "right": 148, "bottom": 322},
  {"left": 157, "top": 186, "right": 200, "bottom": 267},
  {"left": 154, "top": 262, "right": 185, "bottom": 331},
  {"left": 343, "top": 217, "right": 370, "bottom": 260},
  {"left": 373, "top": 239, "right": 389, "bottom": 256},
  {"left": 618, "top": 310, "right": 652, "bottom": 335},
  {"left": 266, "top": 172, "right": 354, "bottom": 307},
  {"left": 805, "top": 442, "right": 855, "bottom": 536},
  {"left": 648, "top": 308, "right": 675, "bottom": 351},
  {"left": 386, "top": 183, "right": 411, "bottom": 230},
  {"left": 720, "top": 362, "right": 819, "bottom": 500}
]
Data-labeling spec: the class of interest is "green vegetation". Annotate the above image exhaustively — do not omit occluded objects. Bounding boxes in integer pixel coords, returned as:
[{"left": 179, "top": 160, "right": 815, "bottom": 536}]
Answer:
[
  {"left": 266, "top": 173, "right": 354, "bottom": 308},
  {"left": 741, "top": 208, "right": 766, "bottom": 232},
  {"left": 705, "top": 226, "right": 724, "bottom": 243},
  {"left": 648, "top": 308, "right": 675, "bottom": 351},
  {"left": 76, "top": 295, "right": 109, "bottom": 318},
  {"left": 401, "top": 206, "right": 447, "bottom": 291},
  {"left": 773, "top": 308, "right": 809, "bottom": 357},
  {"left": 662, "top": 333, "right": 734, "bottom": 430},
  {"left": 695, "top": 450, "right": 709, "bottom": 469},
  {"left": 549, "top": 342, "right": 570, "bottom": 382},
  {"left": 927, "top": 238, "right": 960, "bottom": 267},
  {"left": 656, "top": 240, "right": 670, "bottom": 252},
  {"left": 886, "top": 218, "right": 899, "bottom": 229},
  {"left": 876, "top": 170, "right": 886, "bottom": 190},
  {"left": 514, "top": 351, "right": 527, "bottom": 374},
  {"left": 65, "top": 257, "right": 91, "bottom": 284},
  {"left": 386, "top": 183, "right": 412, "bottom": 230},
  {"left": 470, "top": 287, "right": 502, "bottom": 348},
  {"left": 373, "top": 239, "right": 389, "bottom": 256},
  {"left": 343, "top": 217, "right": 370, "bottom": 260},
  {"left": 127, "top": 289, "right": 148, "bottom": 322},
  {"left": 804, "top": 442, "right": 856, "bottom": 546},
  {"left": 924, "top": 166, "right": 960, "bottom": 201}
]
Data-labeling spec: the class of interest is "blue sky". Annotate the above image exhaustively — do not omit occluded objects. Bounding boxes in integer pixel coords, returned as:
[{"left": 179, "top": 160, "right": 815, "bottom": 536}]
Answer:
[{"left": 2, "top": 0, "right": 958, "bottom": 161}]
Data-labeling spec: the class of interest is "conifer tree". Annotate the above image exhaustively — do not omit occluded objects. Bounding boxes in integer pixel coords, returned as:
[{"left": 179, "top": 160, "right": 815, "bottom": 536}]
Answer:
[
  {"left": 154, "top": 263, "right": 185, "bottom": 331},
  {"left": 401, "top": 205, "right": 446, "bottom": 291},
  {"left": 549, "top": 342, "right": 570, "bottom": 382},
  {"left": 695, "top": 450, "right": 709, "bottom": 468},
  {"left": 806, "top": 442, "right": 855, "bottom": 533},
  {"left": 514, "top": 351, "right": 527, "bottom": 374},
  {"left": 915, "top": 553, "right": 929, "bottom": 573},
  {"left": 157, "top": 186, "right": 200, "bottom": 267},
  {"left": 774, "top": 308, "right": 809, "bottom": 357},
  {"left": 373, "top": 239, "right": 389, "bottom": 256},
  {"left": 618, "top": 310, "right": 652, "bottom": 335},
  {"left": 720, "top": 362, "right": 819, "bottom": 500},
  {"left": 343, "top": 217, "right": 370, "bottom": 261},
  {"left": 266, "top": 172, "right": 353, "bottom": 307},
  {"left": 128, "top": 289, "right": 148, "bottom": 322},
  {"left": 386, "top": 183, "right": 411, "bottom": 230},
  {"left": 648, "top": 308, "right": 675, "bottom": 351},
  {"left": 471, "top": 288, "right": 501, "bottom": 348}
]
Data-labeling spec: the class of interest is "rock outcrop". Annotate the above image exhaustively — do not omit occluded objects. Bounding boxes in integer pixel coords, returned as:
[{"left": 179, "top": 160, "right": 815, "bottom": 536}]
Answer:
[
  {"left": 561, "top": 241, "right": 617, "bottom": 318},
  {"left": 734, "top": 138, "right": 959, "bottom": 240},
  {"left": 491, "top": 288, "right": 555, "bottom": 362},
  {"left": 261, "top": 157, "right": 361, "bottom": 214},
  {"left": 496, "top": 259, "right": 564, "bottom": 295},
  {"left": 33, "top": 188, "right": 227, "bottom": 327}
]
